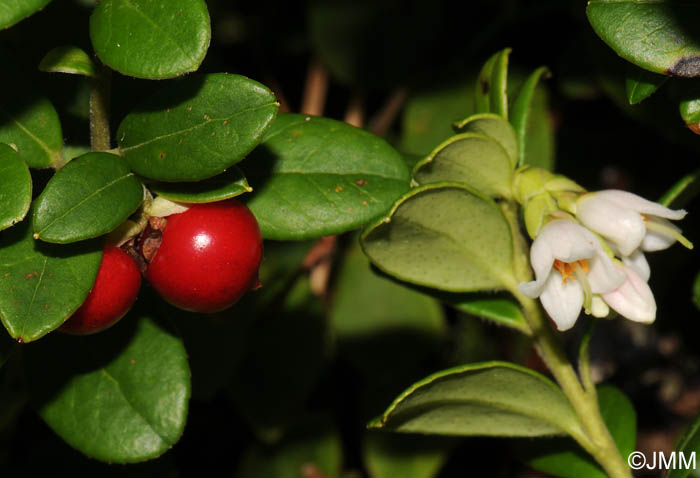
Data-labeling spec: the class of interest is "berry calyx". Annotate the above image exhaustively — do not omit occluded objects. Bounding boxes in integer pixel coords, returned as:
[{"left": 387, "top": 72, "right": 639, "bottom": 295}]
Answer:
[
  {"left": 60, "top": 244, "right": 142, "bottom": 335},
  {"left": 144, "top": 198, "right": 263, "bottom": 313}
]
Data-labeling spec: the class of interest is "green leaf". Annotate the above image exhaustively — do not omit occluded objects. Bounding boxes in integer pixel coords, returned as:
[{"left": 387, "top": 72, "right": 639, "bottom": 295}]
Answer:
[
  {"left": 370, "top": 361, "right": 583, "bottom": 439},
  {"left": 0, "top": 216, "right": 102, "bottom": 342},
  {"left": 363, "top": 432, "right": 453, "bottom": 478},
  {"left": 587, "top": 1, "right": 700, "bottom": 77},
  {"left": 669, "top": 410, "right": 700, "bottom": 478},
  {"left": 450, "top": 295, "right": 528, "bottom": 333},
  {"left": 235, "top": 415, "right": 342, "bottom": 478},
  {"left": 25, "top": 312, "right": 190, "bottom": 463},
  {"left": 33, "top": 152, "right": 143, "bottom": 244},
  {"left": 39, "top": 46, "right": 97, "bottom": 78},
  {"left": 475, "top": 48, "right": 511, "bottom": 118},
  {"left": 679, "top": 82, "right": 700, "bottom": 133},
  {"left": 511, "top": 66, "right": 551, "bottom": 167},
  {"left": 452, "top": 113, "right": 517, "bottom": 167},
  {"left": 0, "top": 95, "right": 63, "bottom": 169},
  {"left": 0, "top": 144, "right": 31, "bottom": 231},
  {"left": 361, "top": 183, "right": 515, "bottom": 293},
  {"left": 148, "top": 166, "right": 251, "bottom": 203},
  {"left": 659, "top": 169, "right": 700, "bottom": 208},
  {"left": 412, "top": 133, "right": 513, "bottom": 198},
  {"left": 625, "top": 63, "right": 668, "bottom": 105},
  {"left": 693, "top": 269, "right": 700, "bottom": 311},
  {"left": 89, "top": 0, "right": 211, "bottom": 79},
  {"left": 243, "top": 113, "right": 411, "bottom": 240},
  {"left": 526, "top": 386, "right": 636, "bottom": 478},
  {"left": 0, "top": 0, "right": 51, "bottom": 29},
  {"left": 118, "top": 73, "right": 278, "bottom": 182}
]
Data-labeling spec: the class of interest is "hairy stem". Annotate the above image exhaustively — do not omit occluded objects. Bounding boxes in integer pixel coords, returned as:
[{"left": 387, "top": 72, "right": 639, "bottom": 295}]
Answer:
[{"left": 90, "top": 63, "right": 112, "bottom": 151}]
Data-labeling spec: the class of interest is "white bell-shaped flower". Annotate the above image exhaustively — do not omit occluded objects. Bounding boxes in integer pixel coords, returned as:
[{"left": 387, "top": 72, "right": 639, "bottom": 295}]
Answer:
[
  {"left": 601, "top": 263, "right": 656, "bottom": 323},
  {"left": 576, "top": 190, "right": 690, "bottom": 257},
  {"left": 518, "top": 219, "right": 626, "bottom": 331}
]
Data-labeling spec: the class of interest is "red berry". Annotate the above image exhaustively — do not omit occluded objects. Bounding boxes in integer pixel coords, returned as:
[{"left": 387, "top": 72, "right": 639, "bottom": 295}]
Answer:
[
  {"left": 144, "top": 199, "right": 263, "bottom": 313},
  {"left": 60, "top": 244, "right": 141, "bottom": 335}
]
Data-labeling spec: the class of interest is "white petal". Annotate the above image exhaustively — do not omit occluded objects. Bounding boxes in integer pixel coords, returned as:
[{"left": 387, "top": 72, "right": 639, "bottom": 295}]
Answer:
[
  {"left": 538, "top": 219, "right": 596, "bottom": 263},
  {"left": 641, "top": 217, "right": 680, "bottom": 251},
  {"left": 622, "top": 249, "right": 650, "bottom": 281},
  {"left": 601, "top": 265, "right": 656, "bottom": 324},
  {"left": 577, "top": 194, "right": 646, "bottom": 256},
  {"left": 591, "top": 295, "right": 610, "bottom": 318},
  {"left": 586, "top": 244, "right": 626, "bottom": 293},
  {"left": 591, "top": 190, "right": 687, "bottom": 220},
  {"left": 540, "top": 271, "right": 584, "bottom": 331}
]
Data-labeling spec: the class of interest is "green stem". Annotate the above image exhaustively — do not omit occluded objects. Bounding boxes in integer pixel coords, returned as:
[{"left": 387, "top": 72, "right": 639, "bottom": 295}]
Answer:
[
  {"left": 89, "top": 63, "right": 112, "bottom": 151},
  {"left": 503, "top": 199, "right": 630, "bottom": 477}
]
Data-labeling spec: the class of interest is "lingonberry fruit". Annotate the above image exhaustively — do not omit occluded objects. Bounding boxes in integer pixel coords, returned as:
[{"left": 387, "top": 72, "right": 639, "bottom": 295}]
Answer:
[
  {"left": 144, "top": 199, "right": 263, "bottom": 313},
  {"left": 60, "top": 244, "right": 141, "bottom": 335}
]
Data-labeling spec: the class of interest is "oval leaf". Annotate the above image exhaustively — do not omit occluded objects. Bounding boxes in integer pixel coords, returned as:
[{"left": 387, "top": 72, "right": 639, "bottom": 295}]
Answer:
[
  {"left": 89, "top": 0, "right": 211, "bottom": 79},
  {"left": 510, "top": 66, "right": 551, "bottom": 167},
  {"left": 25, "top": 313, "right": 190, "bottom": 463},
  {"left": 450, "top": 295, "right": 528, "bottom": 333},
  {"left": 33, "top": 152, "right": 143, "bottom": 244},
  {"left": 475, "top": 48, "right": 510, "bottom": 118},
  {"left": 453, "top": 113, "right": 517, "bottom": 166},
  {"left": 370, "top": 361, "right": 584, "bottom": 439},
  {"left": 118, "top": 73, "right": 278, "bottom": 182},
  {"left": 0, "top": 216, "right": 102, "bottom": 342},
  {"left": 0, "top": 95, "right": 63, "bottom": 169},
  {"left": 412, "top": 133, "right": 513, "bottom": 198},
  {"left": 0, "top": 0, "right": 51, "bottom": 29},
  {"left": 0, "top": 144, "right": 31, "bottom": 231},
  {"left": 148, "top": 166, "right": 251, "bottom": 203},
  {"left": 39, "top": 46, "right": 97, "bottom": 78},
  {"left": 625, "top": 63, "right": 668, "bottom": 105},
  {"left": 587, "top": 1, "right": 700, "bottom": 77},
  {"left": 360, "top": 183, "right": 515, "bottom": 293},
  {"left": 243, "top": 113, "right": 410, "bottom": 240},
  {"left": 363, "top": 432, "right": 452, "bottom": 478},
  {"left": 526, "top": 386, "right": 636, "bottom": 478}
]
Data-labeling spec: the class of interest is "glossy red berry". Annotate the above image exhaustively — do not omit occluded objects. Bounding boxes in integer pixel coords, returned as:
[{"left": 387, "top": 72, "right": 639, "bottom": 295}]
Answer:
[
  {"left": 144, "top": 199, "right": 263, "bottom": 313},
  {"left": 60, "top": 244, "right": 142, "bottom": 335}
]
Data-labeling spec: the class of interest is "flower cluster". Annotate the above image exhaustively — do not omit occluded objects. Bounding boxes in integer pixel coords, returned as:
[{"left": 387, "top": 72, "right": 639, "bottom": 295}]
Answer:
[{"left": 518, "top": 189, "right": 691, "bottom": 331}]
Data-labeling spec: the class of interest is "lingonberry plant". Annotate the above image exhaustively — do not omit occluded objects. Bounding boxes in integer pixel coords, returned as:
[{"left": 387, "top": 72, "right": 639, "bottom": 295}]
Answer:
[{"left": 1, "top": 1, "right": 700, "bottom": 477}]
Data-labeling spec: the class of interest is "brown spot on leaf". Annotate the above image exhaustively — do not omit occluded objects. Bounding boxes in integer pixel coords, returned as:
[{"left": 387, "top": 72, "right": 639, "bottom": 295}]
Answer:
[
  {"left": 668, "top": 56, "right": 700, "bottom": 77},
  {"left": 223, "top": 120, "right": 228, "bottom": 125},
  {"left": 130, "top": 359, "right": 136, "bottom": 365},
  {"left": 356, "top": 179, "right": 368, "bottom": 186},
  {"left": 362, "top": 200, "right": 368, "bottom": 206},
  {"left": 480, "top": 79, "right": 490, "bottom": 94},
  {"left": 334, "top": 186, "right": 343, "bottom": 192},
  {"left": 24, "top": 273, "right": 32, "bottom": 279},
  {"left": 688, "top": 123, "right": 700, "bottom": 135},
  {"left": 187, "top": 106, "right": 193, "bottom": 112},
  {"left": 159, "top": 152, "right": 167, "bottom": 159},
  {"left": 44, "top": 304, "right": 50, "bottom": 310}
]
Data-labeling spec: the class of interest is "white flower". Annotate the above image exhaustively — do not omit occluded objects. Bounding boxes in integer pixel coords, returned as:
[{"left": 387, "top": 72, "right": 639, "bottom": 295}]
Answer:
[
  {"left": 518, "top": 219, "right": 626, "bottom": 331},
  {"left": 576, "top": 190, "right": 690, "bottom": 257},
  {"left": 601, "top": 263, "right": 656, "bottom": 323}
]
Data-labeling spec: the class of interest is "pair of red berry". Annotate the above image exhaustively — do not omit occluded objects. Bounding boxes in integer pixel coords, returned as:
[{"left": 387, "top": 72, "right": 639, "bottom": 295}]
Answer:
[{"left": 60, "top": 199, "right": 263, "bottom": 335}]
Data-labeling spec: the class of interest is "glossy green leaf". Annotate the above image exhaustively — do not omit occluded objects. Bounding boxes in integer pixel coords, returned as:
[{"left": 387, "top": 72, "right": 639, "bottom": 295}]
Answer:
[
  {"left": 475, "top": 49, "right": 510, "bottom": 118},
  {"left": 680, "top": 83, "right": 700, "bottom": 133},
  {"left": 89, "top": 0, "right": 211, "bottom": 79},
  {"left": 452, "top": 113, "right": 517, "bottom": 166},
  {"left": 526, "top": 386, "right": 636, "bottom": 478},
  {"left": 511, "top": 66, "right": 551, "bottom": 167},
  {"left": 118, "top": 73, "right": 277, "bottom": 182},
  {"left": 236, "top": 415, "right": 342, "bottom": 478},
  {"left": 659, "top": 169, "right": 700, "bottom": 208},
  {"left": 148, "top": 166, "right": 251, "bottom": 203},
  {"left": 363, "top": 432, "right": 453, "bottom": 478},
  {"left": 625, "top": 63, "right": 668, "bottom": 105},
  {"left": 587, "top": 1, "right": 700, "bottom": 77},
  {"left": 0, "top": 96, "right": 63, "bottom": 169},
  {"left": 361, "top": 183, "right": 515, "bottom": 293},
  {"left": 33, "top": 152, "right": 143, "bottom": 244},
  {"left": 39, "top": 46, "right": 97, "bottom": 78},
  {"left": 243, "top": 113, "right": 410, "bottom": 240},
  {"left": 450, "top": 295, "right": 528, "bottom": 333},
  {"left": 0, "top": 0, "right": 51, "bottom": 29},
  {"left": 412, "top": 133, "right": 513, "bottom": 198},
  {"left": 0, "top": 216, "right": 102, "bottom": 342},
  {"left": 25, "top": 313, "right": 190, "bottom": 463},
  {"left": 0, "top": 144, "right": 31, "bottom": 231},
  {"left": 668, "top": 410, "right": 700, "bottom": 478},
  {"left": 370, "top": 361, "right": 583, "bottom": 438}
]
